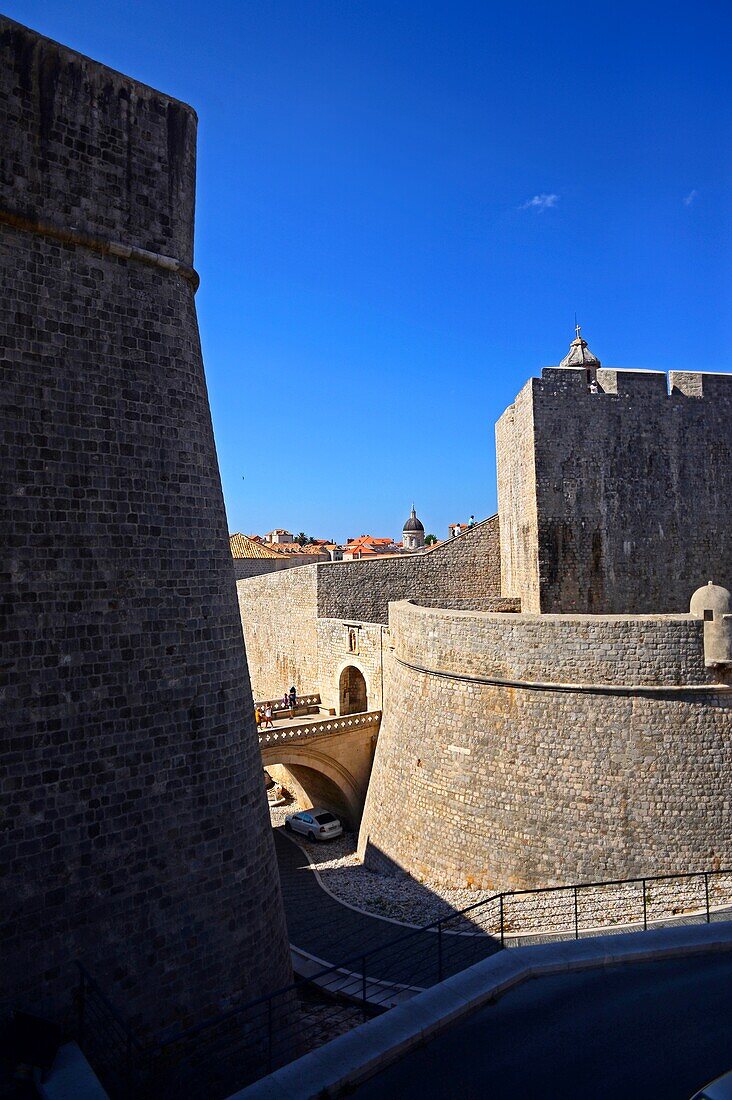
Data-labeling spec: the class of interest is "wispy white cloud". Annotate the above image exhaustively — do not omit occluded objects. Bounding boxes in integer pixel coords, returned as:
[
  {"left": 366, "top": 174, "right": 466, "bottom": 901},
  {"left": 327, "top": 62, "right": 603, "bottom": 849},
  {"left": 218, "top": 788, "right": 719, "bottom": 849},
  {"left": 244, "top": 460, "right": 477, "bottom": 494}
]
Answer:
[
  {"left": 520, "top": 193, "right": 559, "bottom": 211},
  {"left": 683, "top": 189, "right": 699, "bottom": 206}
]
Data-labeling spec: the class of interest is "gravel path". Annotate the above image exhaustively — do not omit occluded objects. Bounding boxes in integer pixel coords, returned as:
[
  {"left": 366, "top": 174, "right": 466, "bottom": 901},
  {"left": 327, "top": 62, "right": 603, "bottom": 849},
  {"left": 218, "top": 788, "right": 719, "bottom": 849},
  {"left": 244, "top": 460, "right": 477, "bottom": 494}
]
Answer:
[
  {"left": 269, "top": 803, "right": 496, "bottom": 926},
  {"left": 270, "top": 803, "right": 732, "bottom": 937}
]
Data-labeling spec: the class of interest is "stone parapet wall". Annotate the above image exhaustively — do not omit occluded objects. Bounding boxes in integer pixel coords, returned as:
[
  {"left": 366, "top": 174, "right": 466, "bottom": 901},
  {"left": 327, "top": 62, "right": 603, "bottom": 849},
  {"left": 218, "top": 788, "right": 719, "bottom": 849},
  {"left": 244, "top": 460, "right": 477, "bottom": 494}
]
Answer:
[
  {"left": 237, "top": 566, "right": 320, "bottom": 701},
  {"left": 316, "top": 515, "right": 502, "bottom": 625},
  {"left": 358, "top": 601, "right": 732, "bottom": 890},
  {"left": 391, "top": 602, "right": 713, "bottom": 687},
  {"left": 233, "top": 554, "right": 324, "bottom": 580}
]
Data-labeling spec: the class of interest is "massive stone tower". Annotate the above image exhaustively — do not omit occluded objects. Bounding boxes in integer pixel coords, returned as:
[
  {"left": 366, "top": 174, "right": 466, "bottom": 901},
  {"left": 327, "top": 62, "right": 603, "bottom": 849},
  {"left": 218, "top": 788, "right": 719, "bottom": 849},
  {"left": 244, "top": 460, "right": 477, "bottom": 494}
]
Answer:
[
  {"left": 0, "top": 13, "right": 291, "bottom": 1053},
  {"left": 496, "top": 342, "right": 732, "bottom": 613}
]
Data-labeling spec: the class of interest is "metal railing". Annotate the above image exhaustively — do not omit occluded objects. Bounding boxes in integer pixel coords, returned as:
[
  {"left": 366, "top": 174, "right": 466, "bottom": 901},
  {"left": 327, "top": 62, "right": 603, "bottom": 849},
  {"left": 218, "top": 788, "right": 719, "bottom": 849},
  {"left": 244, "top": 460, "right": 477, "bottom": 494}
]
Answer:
[
  {"left": 75, "top": 866, "right": 732, "bottom": 1099},
  {"left": 74, "top": 964, "right": 147, "bottom": 1098}
]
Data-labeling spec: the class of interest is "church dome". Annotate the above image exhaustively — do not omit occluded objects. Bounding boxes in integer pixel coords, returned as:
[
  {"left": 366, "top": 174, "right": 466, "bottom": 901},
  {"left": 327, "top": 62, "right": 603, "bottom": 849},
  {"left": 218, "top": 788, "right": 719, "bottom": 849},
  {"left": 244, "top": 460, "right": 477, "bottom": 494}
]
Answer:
[{"left": 403, "top": 506, "right": 424, "bottom": 533}]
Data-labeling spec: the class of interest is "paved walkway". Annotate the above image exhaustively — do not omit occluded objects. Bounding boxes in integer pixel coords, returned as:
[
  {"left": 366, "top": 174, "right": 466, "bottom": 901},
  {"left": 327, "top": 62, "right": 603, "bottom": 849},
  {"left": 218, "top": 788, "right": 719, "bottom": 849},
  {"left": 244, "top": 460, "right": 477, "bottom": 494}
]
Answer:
[
  {"left": 273, "top": 827, "right": 498, "bottom": 990},
  {"left": 275, "top": 827, "right": 732, "bottom": 993},
  {"left": 350, "top": 951, "right": 732, "bottom": 1099},
  {"left": 233, "top": 924, "right": 732, "bottom": 1099},
  {"left": 260, "top": 712, "right": 329, "bottom": 732}
]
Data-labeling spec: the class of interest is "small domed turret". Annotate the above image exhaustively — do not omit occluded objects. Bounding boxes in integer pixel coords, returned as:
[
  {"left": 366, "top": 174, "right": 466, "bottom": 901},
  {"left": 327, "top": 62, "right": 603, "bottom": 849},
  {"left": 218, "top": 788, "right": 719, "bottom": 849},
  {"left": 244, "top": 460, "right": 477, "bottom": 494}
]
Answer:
[
  {"left": 690, "top": 581, "right": 732, "bottom": 619},
  {"left": 558, "top": 324, "right": 601, "bottom": 384},
  {"left": 690, "top": 581, "right": 732, "bottom": 667}
]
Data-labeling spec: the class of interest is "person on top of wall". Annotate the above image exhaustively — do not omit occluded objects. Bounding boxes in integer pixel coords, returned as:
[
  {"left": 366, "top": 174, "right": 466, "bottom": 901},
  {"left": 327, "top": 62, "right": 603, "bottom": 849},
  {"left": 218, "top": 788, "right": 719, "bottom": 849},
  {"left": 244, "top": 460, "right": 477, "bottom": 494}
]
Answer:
[{"left": 289, "top": 686, "right": 297, "bottom": 712}]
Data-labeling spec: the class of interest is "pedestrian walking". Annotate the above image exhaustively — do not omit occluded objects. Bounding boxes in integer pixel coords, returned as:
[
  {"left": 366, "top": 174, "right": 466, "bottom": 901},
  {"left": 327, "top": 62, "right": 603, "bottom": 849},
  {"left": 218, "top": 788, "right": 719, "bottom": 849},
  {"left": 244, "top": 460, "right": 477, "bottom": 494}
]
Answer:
[
  {"left": 263, "top": 704, "right": 273, "bottom": 729},
  {"left": 289, "top": 685, "right": 297, "bottom": 712},
  {"left": 254, "top": 706, "right": 261, "bottom": 729}
]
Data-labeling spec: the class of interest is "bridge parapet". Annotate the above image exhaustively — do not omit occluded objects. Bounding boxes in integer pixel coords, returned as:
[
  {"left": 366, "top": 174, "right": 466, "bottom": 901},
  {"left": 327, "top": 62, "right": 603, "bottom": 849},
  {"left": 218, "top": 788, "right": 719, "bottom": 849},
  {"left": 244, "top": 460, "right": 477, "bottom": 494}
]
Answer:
[
  {"left": 259, "top": 710, "right": 381, "bottom": 749},
  {"left": 256, "top": 693, "right": 321, "bottom": 713}
]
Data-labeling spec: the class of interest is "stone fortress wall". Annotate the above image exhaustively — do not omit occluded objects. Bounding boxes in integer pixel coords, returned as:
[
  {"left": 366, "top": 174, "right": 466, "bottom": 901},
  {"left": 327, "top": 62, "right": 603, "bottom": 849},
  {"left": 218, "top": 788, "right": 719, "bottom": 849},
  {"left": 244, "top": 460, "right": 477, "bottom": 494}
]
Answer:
[
  {"left": 358, "top": 600, "right": 732, "bottom": 889},
  {"left": 356, "top": 363, "right": 732, "bottom": 889},
  {"left": 233, "top": 552, "right": 325, "bottom": 580},
  {"left": 317, "top": 513, "right": 502, "bottom": 623},
  {"left": 0, "top": 15, "right": 290, "bottom": 1042},
  {"left": 498, "top": 367, "right": 732, "bottom": 614},
  {"left": 239, "top": 359, "right": 731, "bottom": 893},
  {"left": 233, "top": 259, "right": 731, "bottom": 892},
  {"left": 237, "top": 564, "right": 320, "bottom": 701},
  {"left": 237, "top": 516, "right": 504, "bottom": 707}
]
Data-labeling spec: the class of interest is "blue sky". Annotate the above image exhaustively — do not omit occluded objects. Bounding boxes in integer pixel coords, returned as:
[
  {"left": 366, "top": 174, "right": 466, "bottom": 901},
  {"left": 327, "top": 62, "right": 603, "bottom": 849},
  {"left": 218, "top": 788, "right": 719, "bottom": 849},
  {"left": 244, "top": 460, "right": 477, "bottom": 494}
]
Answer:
[{"left": 7, "top": 1, "right": 731, "bottom": 542}]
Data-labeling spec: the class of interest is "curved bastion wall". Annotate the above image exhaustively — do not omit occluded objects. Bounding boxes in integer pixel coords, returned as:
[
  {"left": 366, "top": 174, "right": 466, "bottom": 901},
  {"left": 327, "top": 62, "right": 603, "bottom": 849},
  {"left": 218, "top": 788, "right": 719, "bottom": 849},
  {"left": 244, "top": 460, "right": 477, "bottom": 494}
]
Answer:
[{"left": 357, "top": 600, "right": 732, "bottom": 890}]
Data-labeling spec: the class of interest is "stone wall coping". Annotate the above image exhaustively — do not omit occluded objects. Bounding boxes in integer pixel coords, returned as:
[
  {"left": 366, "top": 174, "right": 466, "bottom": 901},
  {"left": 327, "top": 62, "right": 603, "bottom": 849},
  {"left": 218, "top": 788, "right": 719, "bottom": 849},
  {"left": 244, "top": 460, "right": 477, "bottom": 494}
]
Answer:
[
  {"left": 3, "top": 15, "right": 199, "bottom": 117},
  {"left": 398, "top": 599, "right": 700, "bottom": 625}
]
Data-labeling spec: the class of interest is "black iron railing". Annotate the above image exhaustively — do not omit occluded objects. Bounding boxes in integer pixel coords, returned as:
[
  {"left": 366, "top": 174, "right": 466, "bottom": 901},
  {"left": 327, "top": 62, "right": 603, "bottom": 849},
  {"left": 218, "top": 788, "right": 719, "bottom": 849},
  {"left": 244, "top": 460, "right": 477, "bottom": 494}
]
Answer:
[
  {"left": 76, "top": 866, "right": 732, "bottom": 1098},
  {"left": 74, "top": 964, "right": 147, "bottom": 1098}
]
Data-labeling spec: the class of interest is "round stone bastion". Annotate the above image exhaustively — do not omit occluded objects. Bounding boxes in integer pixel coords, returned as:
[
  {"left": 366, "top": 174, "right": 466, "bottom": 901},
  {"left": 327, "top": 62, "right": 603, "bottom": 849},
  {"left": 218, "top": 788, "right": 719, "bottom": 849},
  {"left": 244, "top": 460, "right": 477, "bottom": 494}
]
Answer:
[{"left": 357, "top": 599, "right": 732, "bottom": 890}]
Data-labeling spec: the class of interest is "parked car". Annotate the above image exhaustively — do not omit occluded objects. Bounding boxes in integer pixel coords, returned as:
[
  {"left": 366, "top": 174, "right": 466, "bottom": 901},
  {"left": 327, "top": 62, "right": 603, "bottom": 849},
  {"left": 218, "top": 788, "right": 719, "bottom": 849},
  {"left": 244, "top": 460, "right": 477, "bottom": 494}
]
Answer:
[
  {"left": 690, "top": 1071, "right": 732, "bottom": 1099},
  {"left": 285, "top": 808, "right": 343, "bottom": 841}
]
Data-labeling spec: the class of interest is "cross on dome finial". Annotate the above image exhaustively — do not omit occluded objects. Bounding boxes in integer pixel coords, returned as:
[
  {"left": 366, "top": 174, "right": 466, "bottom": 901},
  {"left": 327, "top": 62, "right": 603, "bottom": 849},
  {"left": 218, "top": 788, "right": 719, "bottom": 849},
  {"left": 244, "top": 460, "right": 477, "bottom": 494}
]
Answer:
[{"left": 558, "top": 324, "right": 601, "bottom": 372}]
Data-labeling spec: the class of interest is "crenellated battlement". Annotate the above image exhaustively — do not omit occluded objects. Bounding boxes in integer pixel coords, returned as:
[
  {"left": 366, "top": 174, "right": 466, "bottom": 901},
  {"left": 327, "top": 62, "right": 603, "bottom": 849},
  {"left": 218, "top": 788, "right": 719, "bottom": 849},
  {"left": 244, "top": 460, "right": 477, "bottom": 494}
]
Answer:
[
  {"left": 497, "top": 355, "right": 732, "bottom": 615},
  {"left": 537, "top": 365, "right": 732, "bottom": 399}
]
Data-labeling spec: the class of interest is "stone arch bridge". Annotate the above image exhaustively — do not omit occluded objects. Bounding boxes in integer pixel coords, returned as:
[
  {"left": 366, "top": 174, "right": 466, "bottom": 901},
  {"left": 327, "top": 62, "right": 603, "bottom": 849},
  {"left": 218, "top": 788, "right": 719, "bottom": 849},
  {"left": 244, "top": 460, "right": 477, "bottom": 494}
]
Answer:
[{"left": 259, "top": 708, "right": 381, "bottom": 828}]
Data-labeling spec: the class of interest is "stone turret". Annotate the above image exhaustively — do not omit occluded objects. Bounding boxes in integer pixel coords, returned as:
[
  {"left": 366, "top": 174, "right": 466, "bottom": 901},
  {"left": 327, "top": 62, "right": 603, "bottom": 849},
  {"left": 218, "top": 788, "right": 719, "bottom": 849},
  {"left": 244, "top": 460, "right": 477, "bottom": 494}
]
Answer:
[
  {"left": 690, "top": 582, "right": 732, "bottom": 667},
  {"left": 559, "top": 325, "right": 601, "bottom": 386},
  {"left": 0, "top": 15, "right": 290, "bottom": 1082}
]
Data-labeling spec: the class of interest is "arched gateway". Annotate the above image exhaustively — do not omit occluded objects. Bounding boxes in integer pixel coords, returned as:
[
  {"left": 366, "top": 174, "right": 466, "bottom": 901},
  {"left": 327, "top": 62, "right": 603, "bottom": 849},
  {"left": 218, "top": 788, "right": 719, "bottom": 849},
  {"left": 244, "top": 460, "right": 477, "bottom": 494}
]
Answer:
[
  {"left": 260, "top": 712, "right": 381, "bottom": 828},
  {"left": 339, "top": 664, "right": 368, "bottom": 715}
]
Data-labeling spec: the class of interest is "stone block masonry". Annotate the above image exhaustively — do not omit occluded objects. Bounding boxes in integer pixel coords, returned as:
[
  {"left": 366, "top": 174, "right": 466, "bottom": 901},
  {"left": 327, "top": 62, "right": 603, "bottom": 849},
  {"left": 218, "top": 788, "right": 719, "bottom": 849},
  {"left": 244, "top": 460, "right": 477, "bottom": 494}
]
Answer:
[
  {"left": 237, "top": 565, "right": 320, "bottom": 701},
  {"left": 237, "top": 518, "right": 503, "bottom": 706},
  {"left": 358, "top": 600, "right": 732, "bottom": 889},
  {"left": 316, "top": 514, "right": 502, "bottom": 624},
  {"left": 497, "top": 366, "right": 732, "bottom": 614},
  {"left": 0, "top": 14, "right": 291, "bottom": 1056}
]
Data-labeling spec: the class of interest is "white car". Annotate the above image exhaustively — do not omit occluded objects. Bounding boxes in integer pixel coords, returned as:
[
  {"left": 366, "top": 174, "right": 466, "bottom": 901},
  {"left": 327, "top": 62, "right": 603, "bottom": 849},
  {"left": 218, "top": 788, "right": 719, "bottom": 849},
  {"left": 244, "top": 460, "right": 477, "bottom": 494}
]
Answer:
[
  {"left": 285, "top": 808, "right": 343, "bottom": 841},
  {"left": 691, "top": 1071, "right": 732, "bottom": 1099}
]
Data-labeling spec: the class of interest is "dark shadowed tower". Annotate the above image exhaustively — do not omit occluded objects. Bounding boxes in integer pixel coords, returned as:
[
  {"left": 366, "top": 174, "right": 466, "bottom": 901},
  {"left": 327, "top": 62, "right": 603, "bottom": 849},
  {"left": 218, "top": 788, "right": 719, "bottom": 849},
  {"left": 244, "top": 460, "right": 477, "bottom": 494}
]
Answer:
[{"left": 0, "top": 13, "right": 291, "bottom": 1052}]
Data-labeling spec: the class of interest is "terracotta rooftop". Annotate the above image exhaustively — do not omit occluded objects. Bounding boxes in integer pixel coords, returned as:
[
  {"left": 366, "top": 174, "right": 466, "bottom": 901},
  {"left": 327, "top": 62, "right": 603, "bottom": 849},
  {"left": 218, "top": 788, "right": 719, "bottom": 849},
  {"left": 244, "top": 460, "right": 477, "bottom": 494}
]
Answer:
[
  {"left": 346, "top": 535, "right": 395, "bottom": 547},
  {"left": 229, "top": 533, "right": 282, "bottom": 559}
]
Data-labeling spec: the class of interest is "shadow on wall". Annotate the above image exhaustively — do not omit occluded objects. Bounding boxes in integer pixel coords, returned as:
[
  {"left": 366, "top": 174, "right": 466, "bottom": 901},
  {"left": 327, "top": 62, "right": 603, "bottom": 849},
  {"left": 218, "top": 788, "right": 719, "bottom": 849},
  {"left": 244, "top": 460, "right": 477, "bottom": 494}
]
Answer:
[
  {"left": 272, "top": 822, "right": 503, "bottom": 987},
  {"left": 267, "top": 763, "right": 357, "bottom": 829}
]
